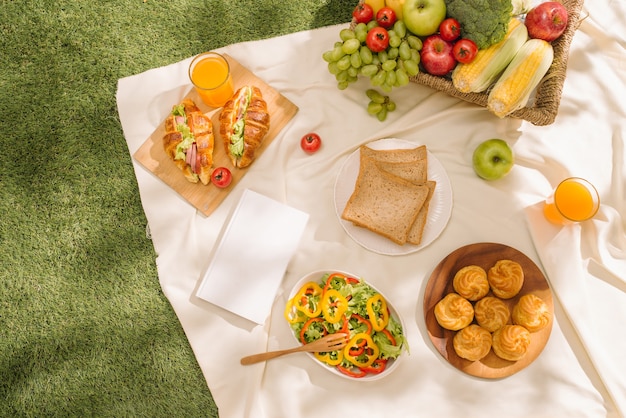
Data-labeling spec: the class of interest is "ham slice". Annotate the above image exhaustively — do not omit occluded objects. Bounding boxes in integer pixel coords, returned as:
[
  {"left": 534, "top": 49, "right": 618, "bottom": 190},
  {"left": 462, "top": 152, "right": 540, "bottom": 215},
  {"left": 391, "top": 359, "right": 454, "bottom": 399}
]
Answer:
[
  {"left": 185, "top": 144, "right": 193, "bottom": 166},
  {"left": 190, "top": 143, "right": 198, "bottom": 173}
]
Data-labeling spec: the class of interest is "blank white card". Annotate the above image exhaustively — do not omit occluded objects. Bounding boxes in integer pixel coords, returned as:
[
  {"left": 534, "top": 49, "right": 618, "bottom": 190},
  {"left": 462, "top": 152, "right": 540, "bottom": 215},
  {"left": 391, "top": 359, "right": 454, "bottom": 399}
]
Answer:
[{"left": 196, "top": 189, "right": 309, "bottom": 324}]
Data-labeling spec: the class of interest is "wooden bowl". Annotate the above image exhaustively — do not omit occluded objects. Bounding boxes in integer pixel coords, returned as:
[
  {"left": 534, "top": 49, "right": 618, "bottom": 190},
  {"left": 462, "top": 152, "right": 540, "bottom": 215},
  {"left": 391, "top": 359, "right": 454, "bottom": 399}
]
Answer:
[{"left": 423, "top": 242, "right": 553, "bottom": 378}]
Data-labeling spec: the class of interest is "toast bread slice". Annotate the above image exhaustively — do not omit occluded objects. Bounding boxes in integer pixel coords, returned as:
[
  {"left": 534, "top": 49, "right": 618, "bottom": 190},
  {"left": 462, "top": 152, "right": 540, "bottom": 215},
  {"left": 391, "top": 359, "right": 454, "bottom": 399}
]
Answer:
[
  {"left": 407, "top": 180, "right": 436, "bottom": 245},
  {"left": 341, "top": 155, "right": 429, "bottom": 245},
  {"left": 375, "top": 159, "right": 428, "bottom": 184},
  {"left": 366, "top": 146, "right": 434, "bottom": 246},
  {"left": 360, "top": 144, "right": 427, "bottom": 163}
]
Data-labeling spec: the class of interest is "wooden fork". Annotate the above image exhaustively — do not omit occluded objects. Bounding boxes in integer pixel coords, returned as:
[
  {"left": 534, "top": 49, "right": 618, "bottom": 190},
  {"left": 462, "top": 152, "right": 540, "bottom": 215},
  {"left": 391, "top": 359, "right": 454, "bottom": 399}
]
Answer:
[{"left": 240, "top": 333, "right": 348, "bottom": 365}]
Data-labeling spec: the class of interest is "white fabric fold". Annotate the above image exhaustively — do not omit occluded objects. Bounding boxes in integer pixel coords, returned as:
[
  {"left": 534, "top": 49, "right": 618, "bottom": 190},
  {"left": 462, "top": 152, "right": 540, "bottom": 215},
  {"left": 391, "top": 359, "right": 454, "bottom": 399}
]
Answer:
[
  {"left": 116, "top": 1, "right": 626, "bottom": 416},
  {"left": 526, "top": 203, "right": 626, "bottom": 416}
]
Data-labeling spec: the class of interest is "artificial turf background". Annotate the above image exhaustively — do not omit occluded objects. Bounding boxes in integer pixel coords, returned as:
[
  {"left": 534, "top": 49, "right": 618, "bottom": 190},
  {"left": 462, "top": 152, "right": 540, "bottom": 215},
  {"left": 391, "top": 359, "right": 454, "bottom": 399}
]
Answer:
[{"left": 0, "top": 1, "right": 354, "bottom": 416}]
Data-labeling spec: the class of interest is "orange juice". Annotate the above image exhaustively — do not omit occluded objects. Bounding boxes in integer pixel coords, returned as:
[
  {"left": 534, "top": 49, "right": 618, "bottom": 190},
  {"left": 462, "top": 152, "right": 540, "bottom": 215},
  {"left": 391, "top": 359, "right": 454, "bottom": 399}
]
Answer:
[
  {"left": 543, "top": 177, "right": 600, "bottom": 225},
  {"left": 189, "top": 52, "right": 234, "bottom": 108}
]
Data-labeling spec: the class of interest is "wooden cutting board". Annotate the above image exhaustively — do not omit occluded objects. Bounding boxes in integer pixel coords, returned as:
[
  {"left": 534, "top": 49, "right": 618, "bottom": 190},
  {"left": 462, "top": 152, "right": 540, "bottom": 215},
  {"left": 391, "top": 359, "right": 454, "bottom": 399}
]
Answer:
[
  {"left": 423, "top": 242, "right": 554, "bottom": 378},
  {"left": 133, "top": 54, "right": 299, "bottom": 216}
]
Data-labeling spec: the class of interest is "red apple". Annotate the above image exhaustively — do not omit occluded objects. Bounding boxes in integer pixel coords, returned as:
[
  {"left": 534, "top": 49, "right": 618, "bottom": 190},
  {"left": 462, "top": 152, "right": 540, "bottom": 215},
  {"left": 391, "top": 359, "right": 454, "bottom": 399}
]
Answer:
[
  {"left": 420, "top": 35, "right": 456, "bottom": 76},
  {"left": 525, "top": 1, "right": 568, "bottom": 42}
]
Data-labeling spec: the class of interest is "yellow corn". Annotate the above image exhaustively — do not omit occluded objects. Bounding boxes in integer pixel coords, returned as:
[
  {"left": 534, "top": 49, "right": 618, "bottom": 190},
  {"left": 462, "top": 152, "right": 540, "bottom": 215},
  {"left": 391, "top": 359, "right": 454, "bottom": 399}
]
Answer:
[
  {"left": 452, "top": 18, "right": 528, "bottom": 93},
  {"left": 487, "top": 38, "right": 554, "bottom": 118}
]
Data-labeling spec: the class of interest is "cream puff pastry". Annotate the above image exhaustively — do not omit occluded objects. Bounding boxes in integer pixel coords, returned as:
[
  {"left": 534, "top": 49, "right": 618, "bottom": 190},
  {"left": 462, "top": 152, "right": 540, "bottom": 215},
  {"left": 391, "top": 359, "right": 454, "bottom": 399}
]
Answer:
[
  {"left": 453, "top": 324, "right": 492, "bottom": 361},
  {"left": 452, "top": 265, "right": 490, "bottom": 301},
  {"left": 512, "top": 293, "right": 551, "bottom": 332},
  {"left": 474, "top": 296, "right": 510, "bottom": 332},
  {"left": 488, "top": 259, "right": 524, "bottom": 299},
  {"left": 492, "top": 324, "right": 531, "bottom": 361},
  {"left": 434, "top": 293, "right": 474, "bottom": 331}
]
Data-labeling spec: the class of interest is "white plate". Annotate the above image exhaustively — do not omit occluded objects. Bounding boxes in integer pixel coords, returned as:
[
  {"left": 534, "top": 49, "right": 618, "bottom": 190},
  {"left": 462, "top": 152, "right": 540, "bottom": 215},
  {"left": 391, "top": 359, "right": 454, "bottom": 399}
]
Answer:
[
  {"left": 287, "top": 270, "right": 406, "bottom": 381},
  {"left": 334, "top": 138, "right": 453, "bottom": 256}
]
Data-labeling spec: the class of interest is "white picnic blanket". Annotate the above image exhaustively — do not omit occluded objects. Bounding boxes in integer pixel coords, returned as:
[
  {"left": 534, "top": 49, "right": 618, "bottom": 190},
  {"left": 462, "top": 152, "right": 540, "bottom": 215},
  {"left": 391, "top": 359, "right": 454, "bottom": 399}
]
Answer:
[{"left": 116, "top": 1, "right": 626, "bottom": 416}]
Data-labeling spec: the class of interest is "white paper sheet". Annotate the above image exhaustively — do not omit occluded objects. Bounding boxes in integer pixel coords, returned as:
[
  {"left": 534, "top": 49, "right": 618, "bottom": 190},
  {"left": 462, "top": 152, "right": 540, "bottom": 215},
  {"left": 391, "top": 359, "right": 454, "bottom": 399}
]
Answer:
[{"left": 196, "top": 189, "right": 309, "bottom": 324}]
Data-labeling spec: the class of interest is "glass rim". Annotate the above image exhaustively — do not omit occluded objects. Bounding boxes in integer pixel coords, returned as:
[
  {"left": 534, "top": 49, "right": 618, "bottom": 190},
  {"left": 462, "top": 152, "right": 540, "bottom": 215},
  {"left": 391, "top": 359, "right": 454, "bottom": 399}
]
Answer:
[
  {"left": 188, "top": 51, "right": 231, "bottom": 91},
  {"left": 554, "top": 177, "right": 600, "bottom": 222}
]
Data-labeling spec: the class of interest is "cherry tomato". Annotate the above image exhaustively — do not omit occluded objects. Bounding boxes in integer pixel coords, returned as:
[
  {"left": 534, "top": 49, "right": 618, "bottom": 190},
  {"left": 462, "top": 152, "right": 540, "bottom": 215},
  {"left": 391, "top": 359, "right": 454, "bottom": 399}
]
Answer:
[
  {"left": 453, "top": 38, "right": 478, "bottom": 64},
  {"left": 366, "top": 27, "right": 389, "bottom": 53},
  {"left": 439, "top": 18, "right": 461, "bottom": 42},
  {"left": 300, "top": 133, "right": 322, "bottom": 154},
  {"left": 352, "top": 3, "right": 374, "bottom": 24},
  {"left": 375, "top": 7, "right": 396, "bottom": 29},
  {"left": 210, "top": 167, "right": 232, "bottom": 188}
]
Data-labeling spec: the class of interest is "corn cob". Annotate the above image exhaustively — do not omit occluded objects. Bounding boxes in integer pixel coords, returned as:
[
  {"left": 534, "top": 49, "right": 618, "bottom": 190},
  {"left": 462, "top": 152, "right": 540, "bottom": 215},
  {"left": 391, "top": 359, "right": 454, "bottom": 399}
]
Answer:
[
  {"left": 451, "top": 18, "right": 528, "bottom": 93},
  {"left": 487, "top": 38, "right": 554, "bottom": 118}
]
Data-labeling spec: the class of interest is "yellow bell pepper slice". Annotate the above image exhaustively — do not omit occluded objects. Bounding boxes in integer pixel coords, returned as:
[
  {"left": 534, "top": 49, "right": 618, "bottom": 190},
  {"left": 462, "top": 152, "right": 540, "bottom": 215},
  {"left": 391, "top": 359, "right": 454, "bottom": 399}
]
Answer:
[
  {"left": 284, "top": 297, "right": 306, "bottom": 324},
  {"left": 343, "top": 333, "right": 379, "bottom": 369},
  {"left": 366, "top": 294, "right": 389, "bottom": 331},
  {"left": 320, "top": 289, "right": 348, "bottom": 324},
  {"left": 294, "top": 281, "right": 323, "bottom": 318},
  {"left": 314, "top": 346, "right": 344, "bottom": 366}
]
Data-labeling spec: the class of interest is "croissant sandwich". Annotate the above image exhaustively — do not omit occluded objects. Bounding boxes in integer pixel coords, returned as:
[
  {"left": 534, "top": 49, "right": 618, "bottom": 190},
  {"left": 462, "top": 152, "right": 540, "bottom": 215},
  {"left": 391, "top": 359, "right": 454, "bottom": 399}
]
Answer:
[
  {"left": 219, "top": 85, "right": 270, "bottom": 168},
  {"left": 162, "top": 99, "right": 214, "bottom": 184}
]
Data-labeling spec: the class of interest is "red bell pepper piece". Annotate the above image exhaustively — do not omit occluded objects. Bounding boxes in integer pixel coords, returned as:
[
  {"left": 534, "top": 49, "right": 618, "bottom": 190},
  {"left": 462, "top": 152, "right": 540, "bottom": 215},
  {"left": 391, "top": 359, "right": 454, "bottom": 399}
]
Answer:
[
  {"left": 346, "top": 277, "right": 360, "bottom": 285},
  {"left": 348, "top": 345, "right": 365, "bottom": 357},
  {"left": 381, "top": 328, "right": 397, "bottom": 346},
  {"left": 350, "top": 314, "right": 372, "bottom": 335},
  {"left": 361, "top": 358, "right": 388, "bottom": 374},
  {"left": 338, "top": 315, "right": 350, "bottom": 335},
  {"left": 323, "top": 273, "right": 348, "bottom": 293},
  {"left": 299, "top": 317, "right": 327, "bottom": 344},
  {"left": 336, "top": 365, "right": 367, "bottom": 378}
]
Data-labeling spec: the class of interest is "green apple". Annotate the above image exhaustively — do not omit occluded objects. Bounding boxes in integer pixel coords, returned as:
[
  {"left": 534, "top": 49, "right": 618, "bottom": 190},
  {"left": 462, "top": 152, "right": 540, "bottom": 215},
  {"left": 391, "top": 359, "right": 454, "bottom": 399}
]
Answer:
[
  {"left": 402, "top": 0, "right": 446, "bottom": 37},
  {"left": 472, "top": 139, "right": 514, "bottom": 180}
]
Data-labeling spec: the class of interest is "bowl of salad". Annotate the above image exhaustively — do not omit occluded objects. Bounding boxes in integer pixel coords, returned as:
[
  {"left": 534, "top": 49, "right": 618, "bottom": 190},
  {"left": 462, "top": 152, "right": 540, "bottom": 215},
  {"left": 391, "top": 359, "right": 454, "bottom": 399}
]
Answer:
[{"left": 284, "top": 270, "right": 408, "bottom": 380}]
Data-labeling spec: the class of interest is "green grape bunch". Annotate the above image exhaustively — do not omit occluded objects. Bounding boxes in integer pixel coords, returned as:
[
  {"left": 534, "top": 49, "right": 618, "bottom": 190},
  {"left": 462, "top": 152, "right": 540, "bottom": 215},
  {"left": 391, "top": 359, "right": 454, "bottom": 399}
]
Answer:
[
  {"left": 366, "top": 89, "right": 396, "bottom": 122},
  {"left": 322, "top": 20, "right": 423, "bottom": 93}
]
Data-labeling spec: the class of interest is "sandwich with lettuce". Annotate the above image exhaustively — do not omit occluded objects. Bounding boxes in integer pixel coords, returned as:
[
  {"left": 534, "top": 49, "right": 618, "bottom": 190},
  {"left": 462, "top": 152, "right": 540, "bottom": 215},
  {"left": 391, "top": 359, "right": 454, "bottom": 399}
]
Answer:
[
  {"left": 218, "top": 85, "right": 270, "bottom": 168},
  {"left": 162, "top": 99, "right": 215, "bottom": 184}
]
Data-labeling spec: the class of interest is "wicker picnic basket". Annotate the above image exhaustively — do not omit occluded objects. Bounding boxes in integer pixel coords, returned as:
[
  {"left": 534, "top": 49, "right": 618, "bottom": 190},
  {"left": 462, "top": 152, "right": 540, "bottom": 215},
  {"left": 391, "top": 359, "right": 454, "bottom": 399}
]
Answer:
[{"left": 353, "top": 0, "right": 585, "bottom": 126}]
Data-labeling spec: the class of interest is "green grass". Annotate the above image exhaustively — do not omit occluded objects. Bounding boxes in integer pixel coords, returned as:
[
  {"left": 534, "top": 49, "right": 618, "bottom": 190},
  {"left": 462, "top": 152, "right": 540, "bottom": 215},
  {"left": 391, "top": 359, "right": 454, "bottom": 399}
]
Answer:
[{"left": 0, "top": 1, "right": 353, "bottom": 416}]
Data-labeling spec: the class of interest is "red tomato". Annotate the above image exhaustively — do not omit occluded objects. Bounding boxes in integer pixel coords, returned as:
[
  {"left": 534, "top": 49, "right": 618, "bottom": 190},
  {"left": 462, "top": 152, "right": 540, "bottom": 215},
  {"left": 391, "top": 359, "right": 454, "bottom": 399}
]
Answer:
[
  {"left": 210, "top": 167, "right": 232, "bottom": 188},
  {"left": 352, "top": 3, "right": 374, "bottom": 24},
  {"left": 439, "top": 18, "right": 461, "bottom": 42},
  {"left": 366, "top": 27, "right": 389, "bottom": 53},
  {"left": 300, "top": 133, "right": 322, "bottom": 154},
  {"left": 375, "top": 7, "right": 396, "bottom": 29},
  {"left": 453, "top": 38, "right": 478, "bottom": 64}
]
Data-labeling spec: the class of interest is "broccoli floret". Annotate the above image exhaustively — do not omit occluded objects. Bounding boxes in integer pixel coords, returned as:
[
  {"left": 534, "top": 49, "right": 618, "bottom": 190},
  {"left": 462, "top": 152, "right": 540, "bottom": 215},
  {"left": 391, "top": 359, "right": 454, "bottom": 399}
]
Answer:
[{"left": 444, "top": 0, "right": 513, "bottom": 49}]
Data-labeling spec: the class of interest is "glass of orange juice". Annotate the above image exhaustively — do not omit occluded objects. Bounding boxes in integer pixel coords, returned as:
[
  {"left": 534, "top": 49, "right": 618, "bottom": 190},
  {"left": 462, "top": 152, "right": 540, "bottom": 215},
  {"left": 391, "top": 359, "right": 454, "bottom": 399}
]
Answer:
[
  {"left": 543, "top": 177, "right": 600, "bottom": 225},
  {"left": 188, "top": 52, "right": 234, "bottom": 108}
]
